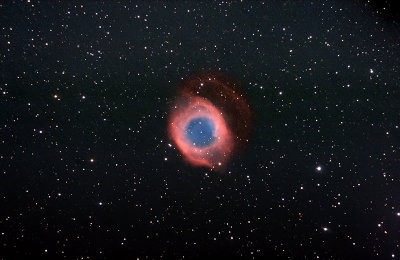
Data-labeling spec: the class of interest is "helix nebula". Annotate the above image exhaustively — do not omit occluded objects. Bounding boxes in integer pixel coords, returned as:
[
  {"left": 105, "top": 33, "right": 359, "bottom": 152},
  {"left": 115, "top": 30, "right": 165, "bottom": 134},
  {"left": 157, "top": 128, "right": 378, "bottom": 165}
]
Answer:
[{"left": 168, "top": 71, "right": 252, "bottom": 170}]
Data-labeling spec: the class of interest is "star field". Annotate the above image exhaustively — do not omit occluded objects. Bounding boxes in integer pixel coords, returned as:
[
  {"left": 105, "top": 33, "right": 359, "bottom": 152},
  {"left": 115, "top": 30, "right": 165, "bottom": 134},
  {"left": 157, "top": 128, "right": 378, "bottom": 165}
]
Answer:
[{"left": 1, "top": 1, "right": 400, "bottom": 259}]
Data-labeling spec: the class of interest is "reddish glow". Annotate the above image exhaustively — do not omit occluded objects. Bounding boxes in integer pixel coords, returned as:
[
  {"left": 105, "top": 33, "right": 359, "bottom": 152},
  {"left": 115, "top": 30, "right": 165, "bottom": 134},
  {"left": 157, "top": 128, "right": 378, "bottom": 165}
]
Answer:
[
  {"left": 169, "top": 96, "right": 233, "bottom": 168},
  {"left": 168, "top": 71, "right": 252, "bottom": 170}
]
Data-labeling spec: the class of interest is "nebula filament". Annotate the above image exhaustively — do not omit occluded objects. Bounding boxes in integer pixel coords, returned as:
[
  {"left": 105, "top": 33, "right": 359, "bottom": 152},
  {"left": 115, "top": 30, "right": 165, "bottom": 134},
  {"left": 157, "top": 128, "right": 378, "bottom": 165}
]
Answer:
[{"left": 168, "top": 71, "right": 252, "bottom": 170}]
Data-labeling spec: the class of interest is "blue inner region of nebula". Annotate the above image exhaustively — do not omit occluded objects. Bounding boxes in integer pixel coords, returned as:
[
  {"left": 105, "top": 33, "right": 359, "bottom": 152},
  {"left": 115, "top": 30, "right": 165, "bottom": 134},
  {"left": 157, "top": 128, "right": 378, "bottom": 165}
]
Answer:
[{"left": 186, "top": 117, "right": 216, "bottom": 148}]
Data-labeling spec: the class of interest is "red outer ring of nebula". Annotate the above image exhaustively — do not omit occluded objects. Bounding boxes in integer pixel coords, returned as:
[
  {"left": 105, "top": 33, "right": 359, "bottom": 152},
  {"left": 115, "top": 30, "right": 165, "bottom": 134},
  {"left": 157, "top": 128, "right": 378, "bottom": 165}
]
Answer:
[
  {"left": 169, "top": 96, "right": 233, "bottom": 168},
  {"left": 168, "top": 71, "right": 252, "bottom": 170}
]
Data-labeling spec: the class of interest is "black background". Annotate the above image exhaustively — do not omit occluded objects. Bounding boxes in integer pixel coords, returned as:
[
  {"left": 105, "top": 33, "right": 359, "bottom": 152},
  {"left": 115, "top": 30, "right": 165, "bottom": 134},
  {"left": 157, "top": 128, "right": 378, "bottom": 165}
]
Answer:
[{"left": 1, "top": 1, "right": 400, "bottom": 259}]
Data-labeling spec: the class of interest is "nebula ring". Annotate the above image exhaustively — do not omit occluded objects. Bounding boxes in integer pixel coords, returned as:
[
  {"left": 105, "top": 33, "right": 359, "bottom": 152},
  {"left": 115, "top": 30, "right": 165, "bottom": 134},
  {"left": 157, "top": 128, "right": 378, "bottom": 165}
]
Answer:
[{"left": 168, "top": 71, "right": 252, "bottom": 170}]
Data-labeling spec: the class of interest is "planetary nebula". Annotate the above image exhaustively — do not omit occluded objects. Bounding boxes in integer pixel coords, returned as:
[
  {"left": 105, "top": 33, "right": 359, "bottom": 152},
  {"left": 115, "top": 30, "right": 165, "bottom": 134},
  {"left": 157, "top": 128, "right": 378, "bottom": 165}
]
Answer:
[{"left": 168, "top": 71, "right": 252, "bottom": 170}]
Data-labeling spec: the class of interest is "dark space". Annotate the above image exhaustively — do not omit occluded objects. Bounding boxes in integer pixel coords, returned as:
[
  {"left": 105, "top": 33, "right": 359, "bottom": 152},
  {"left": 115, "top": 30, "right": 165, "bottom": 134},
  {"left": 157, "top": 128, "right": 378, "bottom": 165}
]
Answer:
[{"left": 1, "top": 1, "right": 400, "bottom": 259}]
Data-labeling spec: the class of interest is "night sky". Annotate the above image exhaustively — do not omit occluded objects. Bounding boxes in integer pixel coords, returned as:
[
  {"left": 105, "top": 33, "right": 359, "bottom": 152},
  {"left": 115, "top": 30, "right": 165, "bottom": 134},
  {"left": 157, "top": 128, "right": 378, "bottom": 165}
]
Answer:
[{"left": 1, "top": 1, "right": 400, "bottom": 259}]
